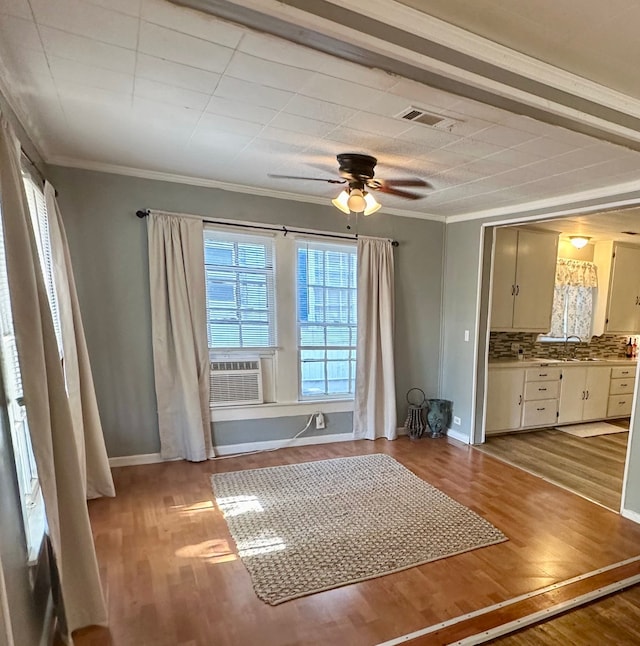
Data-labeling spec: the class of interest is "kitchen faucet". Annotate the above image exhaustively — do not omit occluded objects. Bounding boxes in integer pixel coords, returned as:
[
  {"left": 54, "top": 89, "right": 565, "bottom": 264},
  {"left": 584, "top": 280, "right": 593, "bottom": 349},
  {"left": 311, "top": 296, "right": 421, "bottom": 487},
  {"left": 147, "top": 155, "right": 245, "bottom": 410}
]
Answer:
[{"left": 563, "top": 335, "right": 582, "bottom": 359}]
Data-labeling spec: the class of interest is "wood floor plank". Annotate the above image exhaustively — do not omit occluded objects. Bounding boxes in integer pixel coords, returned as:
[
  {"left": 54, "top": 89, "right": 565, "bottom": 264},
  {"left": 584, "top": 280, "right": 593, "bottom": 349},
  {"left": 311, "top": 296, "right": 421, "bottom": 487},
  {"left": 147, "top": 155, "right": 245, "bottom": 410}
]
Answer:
[
  {"left": 475, "top": 429, "right": 628, "bottom": 510},
  {"left": 68, "top": 438, "right": 640, "bottom": 646}
]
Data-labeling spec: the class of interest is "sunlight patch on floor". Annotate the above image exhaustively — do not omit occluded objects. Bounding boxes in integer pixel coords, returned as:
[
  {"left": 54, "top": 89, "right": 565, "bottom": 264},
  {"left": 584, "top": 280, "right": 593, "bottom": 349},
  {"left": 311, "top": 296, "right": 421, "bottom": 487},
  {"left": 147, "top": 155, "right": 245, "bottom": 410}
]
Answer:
[
  {"left": 217, "top": 495, "right": 264, "bottom": 518},
  {"left": 175, "top": 539, "right": 237, "bottom": 563}
]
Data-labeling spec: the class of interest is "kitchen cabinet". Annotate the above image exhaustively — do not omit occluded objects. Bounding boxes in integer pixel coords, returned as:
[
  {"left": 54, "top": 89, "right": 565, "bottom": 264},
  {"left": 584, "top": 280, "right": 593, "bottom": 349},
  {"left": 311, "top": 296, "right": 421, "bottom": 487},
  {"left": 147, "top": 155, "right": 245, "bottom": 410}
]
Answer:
[
  {"left": 490, "top": 228, "right": 558, "bottom": 332},
  {"left": 607, "top": 365, "right": 637, "bottom": 418},
  {"left": 593, "top": 242, "right": 640, "bottom": 334},
  {"left": 486, "top": 368, "right": 525, "bottom": 434},
  {"left": 558, "top": 365, "right": 611, "bottom": 424}
]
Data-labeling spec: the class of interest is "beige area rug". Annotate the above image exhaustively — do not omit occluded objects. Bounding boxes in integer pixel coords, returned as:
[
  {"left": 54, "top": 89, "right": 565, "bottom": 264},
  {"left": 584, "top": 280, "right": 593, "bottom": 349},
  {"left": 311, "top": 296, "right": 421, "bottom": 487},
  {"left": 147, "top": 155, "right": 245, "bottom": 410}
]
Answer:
[
  {"left": 211, "top": 454, "right": 507, "bottom": 605},
  {"left": 556, "top": 421, "right": 629, "bottom": 438}
]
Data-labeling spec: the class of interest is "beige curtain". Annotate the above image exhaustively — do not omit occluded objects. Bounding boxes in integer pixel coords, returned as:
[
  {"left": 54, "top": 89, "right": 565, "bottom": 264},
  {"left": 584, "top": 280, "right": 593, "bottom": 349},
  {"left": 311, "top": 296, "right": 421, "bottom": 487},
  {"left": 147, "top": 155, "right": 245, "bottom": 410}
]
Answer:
[
  {"left": 0, "top": 118, "right": 106, "bottom": 632},
  {"left": 147, "top": 212, "right": 212, "bottom": 461},
  {"left": 0, "top": 553, "right": 13, "bottom": 646},
  {"left": 353, "top": 237, "right": 397, "bottom": 440},
  {"left": 44, "top": 182, "right": 115, "bottom": 500}
]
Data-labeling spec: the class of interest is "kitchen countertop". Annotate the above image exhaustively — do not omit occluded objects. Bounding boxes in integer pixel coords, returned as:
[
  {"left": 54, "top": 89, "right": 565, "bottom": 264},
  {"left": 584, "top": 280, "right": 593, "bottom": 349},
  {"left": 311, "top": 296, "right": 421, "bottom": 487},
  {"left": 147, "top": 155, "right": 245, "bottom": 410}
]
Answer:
[{"left": 488, "top": 357, "right": 638, "bottom": 368}]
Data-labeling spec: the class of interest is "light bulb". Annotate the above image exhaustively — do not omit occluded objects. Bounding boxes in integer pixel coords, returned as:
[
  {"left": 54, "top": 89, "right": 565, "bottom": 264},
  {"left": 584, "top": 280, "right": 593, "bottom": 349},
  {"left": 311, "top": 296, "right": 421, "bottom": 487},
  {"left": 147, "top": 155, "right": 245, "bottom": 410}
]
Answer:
[
  {"left": 569, "top": 236, "right": 590, "bottom": 249},
  {"left": 363, "top": 192, "right": 381, "bottom": 216},
  {"left": 346, "top": 188, "right": 366, "bottom": 213},
  {"left": 331, "top": 190, "right": 350, "bottom": 214}
]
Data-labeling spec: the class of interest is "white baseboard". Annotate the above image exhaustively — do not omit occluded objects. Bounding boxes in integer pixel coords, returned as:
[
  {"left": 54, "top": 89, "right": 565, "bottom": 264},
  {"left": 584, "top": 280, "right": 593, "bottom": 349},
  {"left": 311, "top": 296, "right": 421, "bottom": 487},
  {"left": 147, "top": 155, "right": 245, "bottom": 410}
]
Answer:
[
  {"left": 108, "top": 433, "right": 355, "bottom": 466},
  {"left": 447, "top": 427, "right": 470, "bottom": 443},
  {"left": 621, "top": 508, "right": 640, "bottom": 524},
  {"left": 109, "top": 453, "right": 171, "bottom": 467},
  {"left": 215, "top": 432, "right": 353, "bottom": 455}
]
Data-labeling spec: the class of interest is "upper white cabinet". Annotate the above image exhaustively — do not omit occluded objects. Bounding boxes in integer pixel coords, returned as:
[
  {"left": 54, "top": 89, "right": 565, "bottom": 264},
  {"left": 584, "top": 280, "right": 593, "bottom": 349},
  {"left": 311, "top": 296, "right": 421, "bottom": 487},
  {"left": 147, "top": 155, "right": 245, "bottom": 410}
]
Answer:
[
  {"left": 490, "top": 228, "right": 558, "bottom": 331},
  {"left": 593, "top": 241, "right": 640, "bottom": 335}
]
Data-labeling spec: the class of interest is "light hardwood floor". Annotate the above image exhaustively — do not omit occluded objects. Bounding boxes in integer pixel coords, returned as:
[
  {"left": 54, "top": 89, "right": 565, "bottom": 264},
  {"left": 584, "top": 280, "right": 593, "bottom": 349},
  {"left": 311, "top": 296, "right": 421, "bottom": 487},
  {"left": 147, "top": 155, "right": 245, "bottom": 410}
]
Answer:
[
  {"left": 70, "top": 437, "right": 640, "bottom": 646},
  {"left": 475, "top": 426, "right": 629, "bottom": 511}
]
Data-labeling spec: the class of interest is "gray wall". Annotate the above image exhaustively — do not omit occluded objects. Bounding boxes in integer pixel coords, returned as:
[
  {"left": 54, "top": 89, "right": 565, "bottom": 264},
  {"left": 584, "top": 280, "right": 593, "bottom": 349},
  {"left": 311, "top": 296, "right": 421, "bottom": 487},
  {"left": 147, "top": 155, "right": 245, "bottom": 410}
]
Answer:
[{"left": 48, "top": 166, "right": 444, "bottom": 456}]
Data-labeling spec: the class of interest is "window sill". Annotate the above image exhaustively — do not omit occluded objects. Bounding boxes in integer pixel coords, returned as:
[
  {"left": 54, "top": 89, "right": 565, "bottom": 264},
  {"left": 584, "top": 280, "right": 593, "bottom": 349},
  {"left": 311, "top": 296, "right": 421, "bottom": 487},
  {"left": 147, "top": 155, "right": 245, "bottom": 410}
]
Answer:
[{"left": 210, "top": 399, "right": 354, "bottom": 422}]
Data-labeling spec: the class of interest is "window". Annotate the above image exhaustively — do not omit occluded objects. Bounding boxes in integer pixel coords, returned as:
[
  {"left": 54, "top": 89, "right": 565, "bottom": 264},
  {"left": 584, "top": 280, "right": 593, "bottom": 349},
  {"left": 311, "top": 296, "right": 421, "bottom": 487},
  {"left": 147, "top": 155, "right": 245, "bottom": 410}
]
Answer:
[
  {"left": 297, "top": 241, "right": 357, "bottom": 399},
  {"left": 204, "top": 229, "right": 276, "bottom": 349},
  {"left": 204, "top": 225, "right": 358, "bottom": 407},
  {"left": 0, "top": 174, "right": 59, "bottom": 561}
]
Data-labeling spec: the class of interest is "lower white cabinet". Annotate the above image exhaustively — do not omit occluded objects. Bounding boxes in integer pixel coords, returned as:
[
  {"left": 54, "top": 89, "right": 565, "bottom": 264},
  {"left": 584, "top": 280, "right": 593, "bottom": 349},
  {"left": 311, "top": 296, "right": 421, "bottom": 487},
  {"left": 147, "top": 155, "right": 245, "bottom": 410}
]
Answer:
[
  {"left": 558, "top": 366, "right": 611, "bottom": 424},
  {"left": 607, "top": 367, "right": 636, "bottom": 418},
  {"left": 486, "top": 368, "right": 525, "bottom": 434}
]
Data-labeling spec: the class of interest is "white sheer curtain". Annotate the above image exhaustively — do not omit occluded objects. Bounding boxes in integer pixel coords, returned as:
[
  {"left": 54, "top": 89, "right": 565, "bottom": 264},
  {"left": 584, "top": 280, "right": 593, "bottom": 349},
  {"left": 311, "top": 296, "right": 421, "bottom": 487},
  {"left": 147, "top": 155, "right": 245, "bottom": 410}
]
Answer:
[
  {"left": 549, "top": 258, "right": 598, "bottom": 339},
  {"left": 44, "top": 182, "right": 115, "bottom": 500},
  {"left": 353, "top": 237, "right": 397, "bottom": 440},
  {"left": 0, "top": 117, "right": 107, "bottom": 632},
  {"left": 147, "top": 211, "right": 212, "bottom": 461}
]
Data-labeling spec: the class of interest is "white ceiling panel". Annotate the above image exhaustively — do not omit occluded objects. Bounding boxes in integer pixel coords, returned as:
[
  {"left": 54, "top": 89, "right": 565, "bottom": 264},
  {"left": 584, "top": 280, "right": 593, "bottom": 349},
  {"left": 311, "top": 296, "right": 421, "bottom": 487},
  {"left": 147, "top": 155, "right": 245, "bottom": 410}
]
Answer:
[
  {"left": 138, "top": 22, "right": 234, "bottom": 73},
  {"left": 29, "top": 0, "right": 139, "bottom": 49},
  {"left": 0, "top": 15, "right": 42, "bottom": 51},
  {"left": 282, "top": 96, "right": 358, "bottom": 127},
  {"left": 135, "top": 54, "right": 221, "bottom": 94},
  {"left": 48, "top": 56, "right": 134, "bottom": 95},
  {"left": 225, "top": 52, "right": 310, "bottom": 93},
  {"left": 140, "top": 0, "right": 242, "bottom": 48},
  {"left": 39, "top": 26, "right": 136, "bottom": 75},
  {"left": 134, "top": 77, "right": 210, "bottom": 111},
  {"left": 212, "top": 76, "right": 294, "bottom": 111},
  {"left": 0, "top": 0, "right": 32, "bottom": 20},
  {"left": 204, "top": 97, "right": 278, "bottom": 125}
]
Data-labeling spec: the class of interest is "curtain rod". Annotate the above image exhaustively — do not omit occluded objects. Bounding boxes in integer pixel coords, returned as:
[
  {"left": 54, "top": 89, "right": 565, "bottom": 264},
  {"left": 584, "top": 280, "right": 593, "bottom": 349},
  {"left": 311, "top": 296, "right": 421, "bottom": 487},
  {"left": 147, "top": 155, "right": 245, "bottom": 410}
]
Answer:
[{"left": 135, "top": 209, "right": 399, "bottom": 246}]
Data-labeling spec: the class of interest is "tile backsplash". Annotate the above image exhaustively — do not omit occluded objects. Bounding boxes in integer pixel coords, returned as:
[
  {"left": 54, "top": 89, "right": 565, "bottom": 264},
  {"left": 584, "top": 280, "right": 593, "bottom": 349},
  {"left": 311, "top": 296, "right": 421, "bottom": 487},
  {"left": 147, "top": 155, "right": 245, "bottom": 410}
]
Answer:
[{"left": 489, "top": 332, "right": 634, "bottom": 360}]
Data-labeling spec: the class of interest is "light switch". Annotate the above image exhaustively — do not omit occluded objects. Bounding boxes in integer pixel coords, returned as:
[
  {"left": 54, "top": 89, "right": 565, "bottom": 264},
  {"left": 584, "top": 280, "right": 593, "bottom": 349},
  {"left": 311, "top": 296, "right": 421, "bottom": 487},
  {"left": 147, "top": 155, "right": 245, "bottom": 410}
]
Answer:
[{"left": 464, "top": 330, "right": 470, "bottom": 342}]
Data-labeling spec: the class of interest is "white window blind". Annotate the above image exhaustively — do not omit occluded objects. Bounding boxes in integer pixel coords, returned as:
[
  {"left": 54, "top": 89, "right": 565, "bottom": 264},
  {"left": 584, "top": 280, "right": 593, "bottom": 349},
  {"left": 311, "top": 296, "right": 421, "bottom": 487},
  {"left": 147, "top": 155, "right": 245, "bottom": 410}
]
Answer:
[
  {"left": 296, "top": 240, "right": 357, "bottom": 399},
  {"left": 204, "top": 228, "right": 276, "bottom": 349},
  {"left": 23, "top": 177, "right": 63, "bottom": 355}
]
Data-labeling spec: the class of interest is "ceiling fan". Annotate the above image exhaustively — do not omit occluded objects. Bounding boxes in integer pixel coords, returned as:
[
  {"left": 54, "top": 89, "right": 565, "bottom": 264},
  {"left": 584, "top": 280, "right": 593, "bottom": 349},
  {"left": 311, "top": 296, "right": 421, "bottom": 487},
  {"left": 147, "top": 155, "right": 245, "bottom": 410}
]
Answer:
[{"left": 268, "top": 153, "right": 430, "bottom": 215}]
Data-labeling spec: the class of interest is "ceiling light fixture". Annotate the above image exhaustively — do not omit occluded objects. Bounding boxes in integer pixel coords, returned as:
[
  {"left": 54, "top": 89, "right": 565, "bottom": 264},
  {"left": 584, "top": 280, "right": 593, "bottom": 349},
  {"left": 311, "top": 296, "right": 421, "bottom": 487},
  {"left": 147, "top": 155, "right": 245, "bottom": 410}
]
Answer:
[
  {"left": 331, "top": 186, "right": 381, "bottom": 216},
  {"left": 569, "top": 236, "right": 591, "bottom": 249}
]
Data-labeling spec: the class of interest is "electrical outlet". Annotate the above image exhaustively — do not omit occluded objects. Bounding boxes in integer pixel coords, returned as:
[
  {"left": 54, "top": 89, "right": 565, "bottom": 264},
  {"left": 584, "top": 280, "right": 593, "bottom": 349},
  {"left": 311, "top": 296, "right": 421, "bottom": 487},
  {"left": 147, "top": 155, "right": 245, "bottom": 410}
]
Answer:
[
  {"left": 453, "top": 416, "right": 461, "bottom": 426},
  {"left": 315, "top": 412, "right": 326, "bottom": 430}
]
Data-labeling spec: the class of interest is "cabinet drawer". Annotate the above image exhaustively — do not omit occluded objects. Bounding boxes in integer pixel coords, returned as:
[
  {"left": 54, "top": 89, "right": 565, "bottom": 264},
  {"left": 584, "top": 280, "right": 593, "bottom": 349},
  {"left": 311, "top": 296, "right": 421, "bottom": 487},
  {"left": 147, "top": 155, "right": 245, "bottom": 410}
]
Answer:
[
  {"left": 611, "top": 366, "right": 636, "bottom": 379},
  {"left": 609, "top": 378, "right": 635, "bottom": 395},
  {"left": 607, "top": 395, "right": 633, "bottom": 418},
  {"left": 522, "top": 399, "right": 557, "bottom": 427},
  {"left": 524, "top": 381, "right": 559, "bottom": 401},
  {"left": 525, "top": 367, "right": 561, "bottom": 382}
]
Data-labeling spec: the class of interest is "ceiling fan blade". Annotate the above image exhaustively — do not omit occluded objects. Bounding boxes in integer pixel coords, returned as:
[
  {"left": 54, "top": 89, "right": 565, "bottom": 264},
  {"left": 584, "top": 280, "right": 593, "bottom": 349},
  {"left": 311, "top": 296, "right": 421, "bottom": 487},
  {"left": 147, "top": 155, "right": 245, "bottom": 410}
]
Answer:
[
  {"left": 268, "top": 173, "right": 346, "bottom": 184},
  {"left": 381, "top": 178, "right": 431, "bottom": 188},
  {"left": 375, "top": 185, "right": 425, "bottom": 200}
]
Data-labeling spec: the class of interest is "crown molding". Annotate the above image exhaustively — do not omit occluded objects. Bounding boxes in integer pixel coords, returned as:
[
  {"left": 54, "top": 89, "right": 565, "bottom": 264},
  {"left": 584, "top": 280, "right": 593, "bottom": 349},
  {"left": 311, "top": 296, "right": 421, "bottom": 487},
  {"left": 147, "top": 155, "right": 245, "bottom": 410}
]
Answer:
[
  {"left": 445, "top": 178, "right": 640, "bottom": 224},
  {"left": 48, "top": 156, "right": 446, "bottom": 222}
]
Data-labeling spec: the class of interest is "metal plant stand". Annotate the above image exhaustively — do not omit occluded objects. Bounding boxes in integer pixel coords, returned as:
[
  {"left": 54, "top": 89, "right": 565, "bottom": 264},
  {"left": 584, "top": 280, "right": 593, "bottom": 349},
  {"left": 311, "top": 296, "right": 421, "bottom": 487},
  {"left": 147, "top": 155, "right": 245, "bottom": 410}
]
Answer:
[{"left": 404, "top": 388, "right": 427, "bottom": 439}]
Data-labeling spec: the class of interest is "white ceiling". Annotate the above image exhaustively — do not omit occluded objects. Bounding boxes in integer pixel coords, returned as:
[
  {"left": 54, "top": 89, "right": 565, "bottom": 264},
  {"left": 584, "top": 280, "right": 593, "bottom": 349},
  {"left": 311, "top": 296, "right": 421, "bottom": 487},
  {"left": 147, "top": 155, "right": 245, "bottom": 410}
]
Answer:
[
  {"left": 396, "top": 0, "right": 640, "bottom": 101},
  {"left": 2, "top": 0, "right": 640, "bottom": 218}
]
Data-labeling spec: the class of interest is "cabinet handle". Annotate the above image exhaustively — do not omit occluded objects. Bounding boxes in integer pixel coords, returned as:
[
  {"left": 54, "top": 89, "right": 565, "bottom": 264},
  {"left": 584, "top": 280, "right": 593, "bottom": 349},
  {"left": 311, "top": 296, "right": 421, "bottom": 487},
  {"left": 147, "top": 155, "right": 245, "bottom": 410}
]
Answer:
[
  {"left": 518, "top": 394, "right": 522, "bottom": 405},
  {"left": 581, "top": 390, "right": 585, "bottom": 400},
  {"left": 536, "top": 407, "right": 546, "bottom": 411},
  {"left": 538, "top": 387, "right": 547, "bottom": 391},
  {"left": 515, "top": 284, "right": 520, "bottom": 295},
  {"left": 511, "top": 285, "right": 515, "bottom": 296},
  {"left": 539, "top": 373, "right": 548, "bottom": 377},
  {"left": 619, "top": 401, "right": 626, "bottom": 405},
  {"left": 585, "top": 390, "right": 589, "bottom": 400},
  {"left": 622, "top": 371, "right": 629, "bottom": 375},
  {"left": 621, "top": 383, "right": 628, "bottom": 387}
]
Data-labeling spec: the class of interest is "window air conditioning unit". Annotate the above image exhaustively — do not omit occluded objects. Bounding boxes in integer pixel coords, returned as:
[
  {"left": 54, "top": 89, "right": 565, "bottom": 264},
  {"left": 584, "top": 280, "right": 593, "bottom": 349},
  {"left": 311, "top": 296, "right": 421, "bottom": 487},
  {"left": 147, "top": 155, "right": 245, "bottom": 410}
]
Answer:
[{"left": 209, "top": 358, "right": 263, "bottom": 407}]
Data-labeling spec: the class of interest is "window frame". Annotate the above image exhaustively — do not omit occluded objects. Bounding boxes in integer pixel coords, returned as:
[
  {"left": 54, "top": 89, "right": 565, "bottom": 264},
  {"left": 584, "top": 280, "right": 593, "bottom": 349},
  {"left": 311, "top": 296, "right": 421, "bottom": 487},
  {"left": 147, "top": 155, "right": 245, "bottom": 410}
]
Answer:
[{"left": 204, "top": 224, "right": 357, "bottom": 414}]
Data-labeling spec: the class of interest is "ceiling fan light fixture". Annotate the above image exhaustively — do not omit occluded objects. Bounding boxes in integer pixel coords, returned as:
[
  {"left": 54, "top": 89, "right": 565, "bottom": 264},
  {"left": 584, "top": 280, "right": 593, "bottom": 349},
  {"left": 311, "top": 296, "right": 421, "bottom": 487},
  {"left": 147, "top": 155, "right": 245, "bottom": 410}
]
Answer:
[
  {"left": 331, "top": 189, "right": 350, "bottom": 214},
  {"left": 569, "top": 236, "right": 591, "bottom": 249},
  {"left": 363, "top": 192, "right": 381, "bottom": 216},
  {"left": 346, "top": 188, "right": 367, "bottom": 213}
]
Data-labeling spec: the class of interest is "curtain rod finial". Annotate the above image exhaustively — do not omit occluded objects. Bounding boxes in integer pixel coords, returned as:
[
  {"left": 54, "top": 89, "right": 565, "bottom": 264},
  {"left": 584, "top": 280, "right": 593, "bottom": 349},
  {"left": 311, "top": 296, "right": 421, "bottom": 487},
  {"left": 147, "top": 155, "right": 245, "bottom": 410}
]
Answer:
[{"left": 136, "top": 209, "right": 149, "bottom": 218}]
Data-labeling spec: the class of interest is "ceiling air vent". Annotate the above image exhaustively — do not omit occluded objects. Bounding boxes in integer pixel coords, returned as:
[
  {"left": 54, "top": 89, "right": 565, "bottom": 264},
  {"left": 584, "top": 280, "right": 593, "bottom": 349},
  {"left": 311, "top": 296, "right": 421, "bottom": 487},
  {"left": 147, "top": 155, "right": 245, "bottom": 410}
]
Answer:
[{"left": 396, "top": 106, "right": 459, "bottom": 130}]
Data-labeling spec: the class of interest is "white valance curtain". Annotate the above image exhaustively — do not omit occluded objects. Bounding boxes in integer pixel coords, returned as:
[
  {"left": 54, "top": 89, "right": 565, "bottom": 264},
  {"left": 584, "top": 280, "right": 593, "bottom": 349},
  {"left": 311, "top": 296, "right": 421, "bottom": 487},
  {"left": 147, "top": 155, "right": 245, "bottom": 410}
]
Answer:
[
  {"left": 0, "top": 117, "right": 107, "bottom": 632},
  {"left": 44, "top": 182, "right": 115, "bottom": 500},
  {"left": 353, "top": 237, "right": 397, "bottom": 440},
  {"left": 147, "top": 212, "right": 212, "bottom": 461},
  {"left": 549, "top": 258, "right": 598, "bottom": 339}
]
